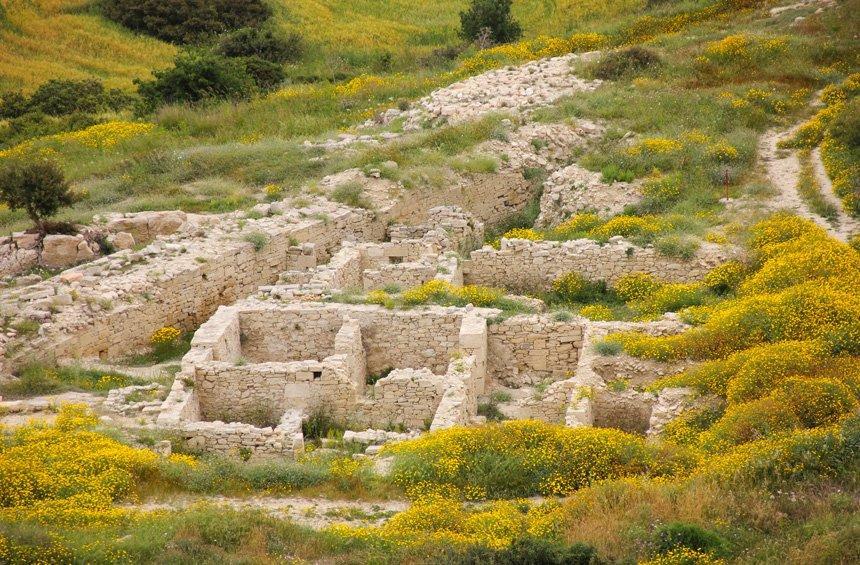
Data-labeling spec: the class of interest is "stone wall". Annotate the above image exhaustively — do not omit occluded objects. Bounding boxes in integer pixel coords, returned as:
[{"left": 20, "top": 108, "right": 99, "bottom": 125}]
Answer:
[
  {"left": 354, "top": 368, "right": 446, "bottom": 429},
  {"left": 487, "top": 316, "right": 584, "bottom": 386},
  {"left": 383, "top": 173, "right": 537, "bottom": 229},
  {"left": 234, "top": 303, "right": 464, "bottom": 374},
  {"left": 362, "top": 262, "right": 437, "bottom": 291},
  {"left": 465, "top": 238, "right": 737, "bottom": 291},
  {"left": 9, "top": 205, "right": 379, "bottom": 370}
]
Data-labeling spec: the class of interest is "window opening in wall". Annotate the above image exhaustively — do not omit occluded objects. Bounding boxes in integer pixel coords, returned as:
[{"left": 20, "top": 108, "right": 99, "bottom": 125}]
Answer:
[
  {"left": 312, "top": 370, "right": 322, "bottom": 380},
  {"left": 389, "top": 256, "right": 404, "bottom": 264}
]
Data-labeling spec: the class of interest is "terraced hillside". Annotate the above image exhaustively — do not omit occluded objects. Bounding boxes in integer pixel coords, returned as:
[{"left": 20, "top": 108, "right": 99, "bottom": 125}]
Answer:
[{"left": 0, "top": 0, "right": 858, "bottom": 563}]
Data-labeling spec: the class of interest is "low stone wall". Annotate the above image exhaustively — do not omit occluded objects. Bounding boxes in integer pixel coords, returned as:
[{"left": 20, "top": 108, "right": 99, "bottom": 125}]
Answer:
[
  {"left": 362, "top": 262, "right": 437, "bottom": 291},
  {"left": 487, "top": 316, "right": 584, "bottom": 386},
  {"left": 354, "top": 368, "right": 446, "bottom": 429},
  {"left": 465, "top": 237, "right": 737, "bottom": 291}
]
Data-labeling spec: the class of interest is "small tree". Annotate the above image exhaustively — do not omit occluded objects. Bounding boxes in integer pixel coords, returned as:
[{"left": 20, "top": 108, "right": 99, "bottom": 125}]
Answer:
[
  {"left": 0, "top": 158, "right": 74, "bottom": 233},
  {"left": 459, "top": 0, "right": 522, "bottom": 45}
]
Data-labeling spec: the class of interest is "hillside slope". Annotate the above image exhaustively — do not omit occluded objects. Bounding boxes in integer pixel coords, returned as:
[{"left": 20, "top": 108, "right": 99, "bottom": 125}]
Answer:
[
  {"left": 0, "top": 0, "right": 643, "bottom": 91},
  {"left": 0, "top": 0, "right": 176, "bottom": 92}
]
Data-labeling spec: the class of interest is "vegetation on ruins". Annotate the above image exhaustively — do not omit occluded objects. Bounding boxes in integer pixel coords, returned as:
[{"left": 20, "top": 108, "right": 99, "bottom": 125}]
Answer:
[{"left": 1, "top": 0, "right": 859, "bottom": 562}]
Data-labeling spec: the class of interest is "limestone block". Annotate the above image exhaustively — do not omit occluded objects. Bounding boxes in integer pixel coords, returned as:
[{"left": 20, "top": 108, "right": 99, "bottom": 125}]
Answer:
[{"left": 41, "top": 235, "right": 84, "bottom": 268}]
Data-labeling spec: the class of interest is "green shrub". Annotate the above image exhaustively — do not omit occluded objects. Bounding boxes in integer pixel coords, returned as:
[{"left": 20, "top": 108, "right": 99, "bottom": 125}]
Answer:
[
  {"left": 829, "top": 98, "right": 860, "bottom": 150},
  {"left": 601, "top": 163, "right": 636, "bottom": 183},
  {"left": 28, "top": 79, "right": 106, "bottom": 116},
  {"left": 243, "top": 231, "right": 267, "bottom": 251},
  {"left": 137, "top": 50, "right": 256, "bottom": 108},
  {"left": 302, "top": 408, "right": 342, "bottom": 441},
  {"left": 655, "top": 234, "right": 700, "bottom": 260},
  {"left": 551, "top": 272, "right": 606, "bottom": 303},
  {"left": 0, "top": 365, "right": 61, "bottom": 397},
  {"left": 218, "top": 27, "right": 304, "bottom": 63},
  {"left": 331, "top": 182, "right": 373, "bottom": 209},
  {"left": 0, "top": 157, "right": 74, "bottom": 233},
  {"left": 459, "top": 0, "right": 522, "bottom": 45},
  {"left": 593, "top": 340, "right": 623, "bottom": 356},
  {"left": 594, "top": 47, "right": 662, "bottom": 80},
  {"left": 240, "top": 56, "right": 285, "bottom": 91},
  {"left": 0, "top": 91, "right": 28, "bottom": 119},
  {"left": 654, "top": 522, "right": 727, "bottom": 555},
  {"left": 437, "top": 537, "right": 599, "bottom": 564},
  {"left": 101, "top": 0, "right": 271, "bottom": 44}
]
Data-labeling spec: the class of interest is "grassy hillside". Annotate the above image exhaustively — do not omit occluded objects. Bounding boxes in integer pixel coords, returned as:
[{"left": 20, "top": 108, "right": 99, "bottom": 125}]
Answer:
[
  {"left": 0, "top": 0, "right": 176, "bottom": 92},
  {"left": 0, "top": 0, "right": 644, "bottom": 91}
]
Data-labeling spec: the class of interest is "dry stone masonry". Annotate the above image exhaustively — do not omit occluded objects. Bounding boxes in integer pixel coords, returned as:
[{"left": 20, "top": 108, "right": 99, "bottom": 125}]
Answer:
[{"left": 2, "top": 50, "right": 743, "bottom": 459}]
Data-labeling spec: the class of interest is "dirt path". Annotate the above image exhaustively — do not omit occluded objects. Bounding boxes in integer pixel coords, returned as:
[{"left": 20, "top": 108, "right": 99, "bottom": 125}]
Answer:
[
  {"left": 123, "top": 495, "right": 410, "bottom": 529},
  {"left": 759, "top": 128, "right": 856, "bottom": 241},
  {"left": 759, "top": 129, "right": 831, "bottom": 230},
  {"left": 810, "top": 147, "right": 860, "bottom": 240}
]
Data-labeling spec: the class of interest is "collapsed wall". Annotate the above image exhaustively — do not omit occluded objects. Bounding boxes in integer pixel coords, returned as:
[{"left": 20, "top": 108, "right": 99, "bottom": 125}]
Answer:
[
  {"left": 1, "top": 204, "right": 379, "bottom": 372},
  {"left": 465, "top": 237, "right": 738, "bottom": 290}
]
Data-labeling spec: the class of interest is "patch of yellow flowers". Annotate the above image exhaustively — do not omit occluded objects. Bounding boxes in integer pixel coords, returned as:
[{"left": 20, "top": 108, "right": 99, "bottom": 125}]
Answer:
[
  {"left": 0, "top": 404, "right": 157, "bottom": 527},
  {"left": 327, "top": 494, "right": 562, "bottom": 550},
  {"left": 150, "top": 325, "right": 181, "bottom": 346}
]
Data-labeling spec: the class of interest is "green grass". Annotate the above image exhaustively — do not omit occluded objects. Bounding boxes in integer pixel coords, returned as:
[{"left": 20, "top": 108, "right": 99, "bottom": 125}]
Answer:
[
  {"left": 0, "top": 363, "right": 142, "bottom": 398},
  {"left": 119, "top": 332, "right": 192, "bottom": 366},
  {"left": 797, "top": 150, "right": 839, "bottom": 223}
]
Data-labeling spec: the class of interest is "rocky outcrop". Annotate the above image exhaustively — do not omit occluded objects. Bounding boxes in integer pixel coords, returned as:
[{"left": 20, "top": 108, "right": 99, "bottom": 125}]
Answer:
[
  {"left": 40, "top": 234, "right": 97, "bottom": 269},
  {"left": 105, "top": 211, "right": 187, "bottom": 245}
]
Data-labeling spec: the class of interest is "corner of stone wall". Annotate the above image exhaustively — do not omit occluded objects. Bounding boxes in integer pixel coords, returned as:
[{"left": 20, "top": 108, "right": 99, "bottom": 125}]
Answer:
[
  {"left": 333, "top": 317, "right": 366, "bottom": 389},
  {"left": 190, "top": 305, "right": 241, "bottom": 363},
  {"left": 458, "top": 313, "right": 488, "bottom": 395}
]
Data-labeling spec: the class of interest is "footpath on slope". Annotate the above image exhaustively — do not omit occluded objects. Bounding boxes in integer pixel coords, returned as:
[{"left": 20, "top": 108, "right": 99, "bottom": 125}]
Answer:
[{"left": 759, "top": 127, "right": 857, "bottom": 242}]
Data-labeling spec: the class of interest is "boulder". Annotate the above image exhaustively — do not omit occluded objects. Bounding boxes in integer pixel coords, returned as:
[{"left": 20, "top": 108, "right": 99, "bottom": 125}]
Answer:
[
  {"left": 41, "top": 235, "right": 83, "bottom": 268},
  {"left": 109, "top": 232, "right": 135, "bottom": 251},
  {"left": 106, "top": 211, "right": 186, "bottom": 245}
]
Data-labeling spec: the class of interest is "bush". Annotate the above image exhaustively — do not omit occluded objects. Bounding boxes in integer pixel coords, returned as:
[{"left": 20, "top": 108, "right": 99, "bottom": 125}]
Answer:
[
  {"left": 386, "top": 420, "right": 693, "bottom": 498},
  {"left": 331, "top": 182, "right": 373, "bottom": 209},
  {"left": 699, "top": 396, "right": 800, "bottom": 452},
  {"left": 27, "top": 79, "right": 104, "bottom": 116},
  {"left": 0, "top": 91, "right": 28, "bottom": 119},
  {"left": 654, "top": 235, "right": 700, "bottom": 260},
  {"left": 218, "top": 27, "right": 304, "bottom": 63},
  {"left": 654, "top": 522, "right": 727, "bottom": 555},
  {"left": 243, "top": 231, "right": 268, "bottom": 251},
  {"left": 439, "top": 537, "right": 599, "bottom": 565},
  {"left": 614, "top": 272, "right": 662, "bottom": 302},
  {"left": 137, "top": 50, "right": 256, "bottom": 108},
  {"left": 240, "top": 56, "right": 286, "bottom": 90},
  {"left": 601, "top": 163, "right": 636, "bottom": 183},
  {"left": 459, "top": 0, "right": 522, "bottom": 45},
  {"left": 101, "top": 0, "right": 271, "bottom": 44},
  {"left": 594, "top": 47, "right": 662, "bottom": 80},
  {"left": 551, "top": 272, "right": 605, "bottom": 303},
  {"left": 829, "top": 98, "right": 860, "bottom": 150},
  {"left": 0, "top": 157, "right": 74, "bottom": 233}
]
